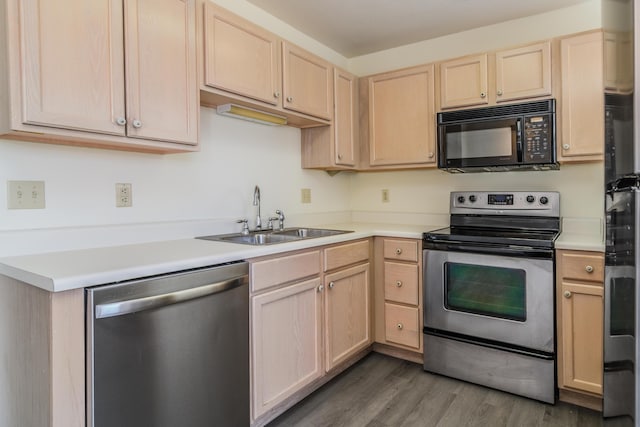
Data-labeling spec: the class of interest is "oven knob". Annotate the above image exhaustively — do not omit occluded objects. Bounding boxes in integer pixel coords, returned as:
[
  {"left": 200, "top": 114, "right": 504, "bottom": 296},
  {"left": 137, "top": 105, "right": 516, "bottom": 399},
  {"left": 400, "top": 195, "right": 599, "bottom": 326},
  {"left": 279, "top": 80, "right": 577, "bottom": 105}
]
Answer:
[
  {"left": 469, "top": 195, "right": 477, "bottom": 203},
  {"left": 540, "top": 196, "right": 549, "bottom": 205},
  {"left": 457, "top": 196, "right": 465, "bottom": 203},
  {"left": 526, "top": 195, "right": 535, "bottom": 203}
]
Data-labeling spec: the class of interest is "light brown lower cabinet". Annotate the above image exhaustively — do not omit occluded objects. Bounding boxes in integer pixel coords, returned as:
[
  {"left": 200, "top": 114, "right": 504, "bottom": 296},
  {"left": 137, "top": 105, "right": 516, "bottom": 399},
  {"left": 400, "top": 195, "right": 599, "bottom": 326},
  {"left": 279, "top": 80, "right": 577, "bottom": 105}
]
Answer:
[
  {"left": 250, "top": 240, "right": 372, "bottom": 425},
  {"left": 556, "top": 249, "right": 604, "bottom": 410}
]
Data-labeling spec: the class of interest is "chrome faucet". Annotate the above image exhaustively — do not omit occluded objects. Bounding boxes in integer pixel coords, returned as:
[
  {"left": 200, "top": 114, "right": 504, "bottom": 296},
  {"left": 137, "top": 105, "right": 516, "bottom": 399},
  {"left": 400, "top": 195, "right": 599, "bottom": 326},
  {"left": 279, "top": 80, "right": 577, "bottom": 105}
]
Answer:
[
  {"left": 253, "top": 185, "right": 262, "bottom": 230},
  {"left": 275, "top": 209, "right": 285, "bottom": 231}
]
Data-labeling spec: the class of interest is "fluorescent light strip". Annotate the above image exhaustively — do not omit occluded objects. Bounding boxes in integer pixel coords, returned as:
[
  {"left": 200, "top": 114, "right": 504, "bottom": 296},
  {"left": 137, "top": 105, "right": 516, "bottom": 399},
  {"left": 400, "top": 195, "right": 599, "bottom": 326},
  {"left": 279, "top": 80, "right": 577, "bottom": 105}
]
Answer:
[{"left": 216, "top": 104, "right": 287, "bottom": 126}]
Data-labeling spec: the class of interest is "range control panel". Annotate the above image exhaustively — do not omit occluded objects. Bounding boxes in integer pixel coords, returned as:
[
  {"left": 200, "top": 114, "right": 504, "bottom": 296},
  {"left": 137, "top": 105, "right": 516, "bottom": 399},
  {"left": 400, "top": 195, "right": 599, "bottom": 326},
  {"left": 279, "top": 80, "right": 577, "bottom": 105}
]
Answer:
[
  {"left": 451, "top": 191, "right": 560, "bottom": 217},
  {"left": 523, "top": 114, "right": 553, "bottom": 163}
]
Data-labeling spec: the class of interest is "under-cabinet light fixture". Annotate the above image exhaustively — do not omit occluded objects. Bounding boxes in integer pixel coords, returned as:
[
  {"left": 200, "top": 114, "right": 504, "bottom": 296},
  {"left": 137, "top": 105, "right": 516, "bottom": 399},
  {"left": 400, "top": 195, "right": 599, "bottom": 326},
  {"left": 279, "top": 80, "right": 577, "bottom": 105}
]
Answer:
[{"left": 216, "top": 104, "right": 287, "bottom": 126}]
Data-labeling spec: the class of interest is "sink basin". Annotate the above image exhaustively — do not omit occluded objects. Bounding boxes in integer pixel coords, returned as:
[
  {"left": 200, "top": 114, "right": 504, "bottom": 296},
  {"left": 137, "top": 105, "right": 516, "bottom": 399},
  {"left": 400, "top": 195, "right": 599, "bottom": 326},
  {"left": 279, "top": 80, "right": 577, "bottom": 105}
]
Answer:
[
  {"left": 197, "top": 227, "right": 353, "bottom": 246},
  {"left": 272, "top": 227, "right": 351, "bottom": 238}
]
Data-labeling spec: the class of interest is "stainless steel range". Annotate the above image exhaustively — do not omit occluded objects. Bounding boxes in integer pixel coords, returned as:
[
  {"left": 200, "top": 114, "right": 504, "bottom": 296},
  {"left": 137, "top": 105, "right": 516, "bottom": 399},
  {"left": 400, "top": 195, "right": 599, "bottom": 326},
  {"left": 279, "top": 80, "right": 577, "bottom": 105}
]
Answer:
[{"left": 423, "top": 191, "right": 560, "bottom": 403}]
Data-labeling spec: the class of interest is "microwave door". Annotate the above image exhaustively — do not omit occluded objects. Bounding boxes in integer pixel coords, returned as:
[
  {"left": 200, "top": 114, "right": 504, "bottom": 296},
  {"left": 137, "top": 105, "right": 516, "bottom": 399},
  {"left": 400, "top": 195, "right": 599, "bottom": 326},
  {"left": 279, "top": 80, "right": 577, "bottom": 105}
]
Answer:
[{"left": 440, "top": 118, "right": 520, "bottom": 168}]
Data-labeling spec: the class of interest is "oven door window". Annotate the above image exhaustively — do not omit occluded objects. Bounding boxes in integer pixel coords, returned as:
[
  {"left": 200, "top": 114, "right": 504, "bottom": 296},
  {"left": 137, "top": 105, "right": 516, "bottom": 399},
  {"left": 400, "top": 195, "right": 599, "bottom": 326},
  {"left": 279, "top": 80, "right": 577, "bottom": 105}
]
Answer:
[
  {"left": 445, "top": 262, "right": 526, "bottom": 321},
  {"left": 441, "top": 118, "right": 520, "bottom": 168}
]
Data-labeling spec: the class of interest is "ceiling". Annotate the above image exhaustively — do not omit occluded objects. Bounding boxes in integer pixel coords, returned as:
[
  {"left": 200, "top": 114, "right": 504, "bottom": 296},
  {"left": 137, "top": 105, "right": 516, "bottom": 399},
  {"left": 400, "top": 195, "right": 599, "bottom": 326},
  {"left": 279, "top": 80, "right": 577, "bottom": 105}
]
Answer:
[{"left": 245, "top": 0, "right": 593, "bottom": 58}]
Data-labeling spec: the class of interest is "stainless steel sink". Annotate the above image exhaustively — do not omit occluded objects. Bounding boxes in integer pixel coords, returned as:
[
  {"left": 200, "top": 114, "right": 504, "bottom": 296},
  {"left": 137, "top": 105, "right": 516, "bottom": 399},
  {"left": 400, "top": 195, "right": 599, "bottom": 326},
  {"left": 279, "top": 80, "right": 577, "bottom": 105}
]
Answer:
[{"left": 197, "top": 227, "right": 352, "bottom": 246}]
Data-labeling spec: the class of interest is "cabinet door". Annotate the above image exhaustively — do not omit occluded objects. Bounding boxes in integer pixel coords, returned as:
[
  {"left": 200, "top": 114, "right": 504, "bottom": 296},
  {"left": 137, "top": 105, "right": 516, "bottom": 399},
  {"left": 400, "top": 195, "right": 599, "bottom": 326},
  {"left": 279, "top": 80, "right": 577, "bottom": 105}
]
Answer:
[
  {"left": 439, "top": 54, "right": 488, "bottom": 109},
  {"left": 16, "top": 0, "right": 126, "bottom": 135},
  {"left": 325, "top": 263, "right": 371, "bottom": 371},
  {"left": 124, "top": 0, "right": 198, "bottom": 145},
  {"left": 559, "top": 281, "right": 603, "bottom": 395},
  {"left": 368, "top": 64, "right": 436, "bottom": 166},
  {"left": 203, "top": 3, "right": 281, "bottom": 106},
  {"left": 334, "top": 68, "right": 357, "bottom": 166},
  {"left": 495, "top": 41, "right": 551, "bottom": 103},
  {"left": 282, "top": 42, "right": 333, "bottom": 120},
  {"left": 559, "top": 32, "right": 604, "bottom": 161},
  {"left": 251, "top": 278, "right": 323, "bottom": 419}
]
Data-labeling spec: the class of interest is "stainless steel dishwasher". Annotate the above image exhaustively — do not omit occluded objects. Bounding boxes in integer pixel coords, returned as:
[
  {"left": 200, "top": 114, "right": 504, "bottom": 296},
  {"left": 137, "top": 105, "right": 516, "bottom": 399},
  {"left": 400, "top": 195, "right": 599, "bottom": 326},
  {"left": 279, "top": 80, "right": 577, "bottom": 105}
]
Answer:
[{"left": 86, "top": 262, "right": 249, "bottom": 427}]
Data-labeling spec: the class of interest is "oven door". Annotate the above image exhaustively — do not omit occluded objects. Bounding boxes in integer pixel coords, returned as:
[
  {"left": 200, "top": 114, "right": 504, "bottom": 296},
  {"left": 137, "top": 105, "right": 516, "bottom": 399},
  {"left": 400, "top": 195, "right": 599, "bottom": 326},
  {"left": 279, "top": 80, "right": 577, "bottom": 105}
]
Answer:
[
  {"left": 424, "top": 248, "right": 554, "bottom": 353},
  {"left": 437, "top": 117, "right": 521, "bottom": 169}
]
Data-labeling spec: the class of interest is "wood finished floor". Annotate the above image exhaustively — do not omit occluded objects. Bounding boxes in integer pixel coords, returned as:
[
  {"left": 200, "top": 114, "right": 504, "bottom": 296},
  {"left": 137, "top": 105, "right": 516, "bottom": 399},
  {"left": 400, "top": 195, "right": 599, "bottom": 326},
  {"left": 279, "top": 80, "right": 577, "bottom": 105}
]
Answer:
[{"left": 268, "top": 353, "right": 633, "bottom": 427}]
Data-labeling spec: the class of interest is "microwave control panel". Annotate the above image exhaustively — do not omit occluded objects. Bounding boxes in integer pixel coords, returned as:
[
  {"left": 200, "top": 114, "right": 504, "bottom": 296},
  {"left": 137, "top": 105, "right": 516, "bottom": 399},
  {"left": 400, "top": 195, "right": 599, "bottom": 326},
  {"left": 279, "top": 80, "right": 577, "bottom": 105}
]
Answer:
[{"left": 523, "top": 114, "right": 553, "bottom": 163}]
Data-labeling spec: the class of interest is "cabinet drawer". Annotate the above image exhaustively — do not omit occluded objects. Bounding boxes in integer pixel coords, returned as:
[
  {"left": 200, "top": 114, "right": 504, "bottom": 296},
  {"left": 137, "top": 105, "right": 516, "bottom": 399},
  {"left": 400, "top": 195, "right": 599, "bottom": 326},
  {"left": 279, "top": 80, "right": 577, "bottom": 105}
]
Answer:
[
  {"left": 251, "top": 250, "right": 321, "bottom": 292},
  {"left": 385, "top": 303, "right": 420, "bottom": 349},
  {"left": 383, "top": 239, "right": 418, "bottom": 262},
  {"left": 324, "top": 240, "right": 370, "bottom": 272},
  {"left": 559, "top": 251, "right": 604, "bottom": 283},
  {"left": 384, "top": 262, "right": 419, "bottom": 305}
]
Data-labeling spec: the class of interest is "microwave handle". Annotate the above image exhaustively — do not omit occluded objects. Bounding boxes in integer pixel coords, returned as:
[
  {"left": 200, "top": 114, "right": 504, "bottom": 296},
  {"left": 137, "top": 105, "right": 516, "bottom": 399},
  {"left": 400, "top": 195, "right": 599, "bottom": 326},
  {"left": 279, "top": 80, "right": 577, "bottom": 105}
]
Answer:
[{"left": 516, "top": 119, "right": 524, "bottom": 162}]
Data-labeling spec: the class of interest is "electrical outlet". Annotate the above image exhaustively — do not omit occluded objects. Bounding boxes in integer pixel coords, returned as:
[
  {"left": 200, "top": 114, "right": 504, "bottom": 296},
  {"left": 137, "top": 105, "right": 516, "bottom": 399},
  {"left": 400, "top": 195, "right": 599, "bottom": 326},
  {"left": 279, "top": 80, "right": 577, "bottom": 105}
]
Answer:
[
  {"left": 7, "top": 180, "right": 45, "bottom": 209},
  {"left": 115, "top": 183, "right": 132, "bottom": 207},
  {"left": 382, "top": 189, "right": 390, "bottom": 203},
  {"left": 301, "top": 188, "right": 311, "bottom": 204}
]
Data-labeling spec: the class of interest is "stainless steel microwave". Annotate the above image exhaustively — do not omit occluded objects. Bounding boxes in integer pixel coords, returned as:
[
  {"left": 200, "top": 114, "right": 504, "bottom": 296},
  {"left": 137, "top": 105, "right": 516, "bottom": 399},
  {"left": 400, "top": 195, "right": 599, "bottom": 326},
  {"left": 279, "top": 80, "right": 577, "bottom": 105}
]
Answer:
[{"left": 437, "top": 99, "right": 557, "bottom": 172}]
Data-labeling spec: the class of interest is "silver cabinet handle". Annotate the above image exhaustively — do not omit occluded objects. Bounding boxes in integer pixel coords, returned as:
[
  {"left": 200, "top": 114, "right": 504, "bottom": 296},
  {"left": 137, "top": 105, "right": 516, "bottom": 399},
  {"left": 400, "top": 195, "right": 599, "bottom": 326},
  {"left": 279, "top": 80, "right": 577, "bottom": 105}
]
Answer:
[
  {"left": 397, "top": 323, "right": 403, "bottom": 330},
  {"left": 274, "top": 91, "right": 280, "bottom": 98},
  {"left": 286, "top": 96, "right": 293, "bottom": 102},
  {"left": 480, "top": 92, "right": 487, "bottom": 98},
  {"left": 563, "top": 290, "right": 572, "bottom": 299},
  {"left": 116, "top": 117, "right": 127, "bottom": 126},
  {"left": 497, "top": 90, "right": 503, "bottom": 96},
  {"left": 132, "top": 119, "right": 142, "bottom": 128},
  {"left": 318, "top": 284, "right": 324, "bottom": 292},
  {"left": 395, "top": 248, "right": 402, "bottom": 255},
  {"left": 396, "top": 281, "right": 403, "bottom": 288},
  {"left": 329, "top": 282, "right": 335, "bottom": 289},
  {"left": 95, "top": 276, "right": 248, "bottom": 319},
  {"left": 585, "top": 265, "right": 594, "bottom": 273},
  {"left": 563, "top": 144, "right": 570, "bottom": 150}
]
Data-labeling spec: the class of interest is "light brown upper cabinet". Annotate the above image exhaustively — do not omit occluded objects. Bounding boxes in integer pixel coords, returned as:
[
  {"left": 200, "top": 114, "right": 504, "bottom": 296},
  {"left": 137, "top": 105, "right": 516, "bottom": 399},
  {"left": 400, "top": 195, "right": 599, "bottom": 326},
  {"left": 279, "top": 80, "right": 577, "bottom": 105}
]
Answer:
[
  {"left": 604, "top": 31, "right": 633, "bottom": 94},
  {"left": 1, "top": 0, "right": 199, "bottom": 153},
  {"left": 365, "top": 64, "right": 436, "bottom": 168},
  {"left": 282, "top": 42, "right": 333, "bottom": 121},
  {"left": 439, "top": 41, "right": 551, "bottom": 110},
  {"left": 558, "top": 31, "right": 604, "bottom": 162},
  {"left": 203, "top": 2, "right": 281, "bottom": 106},
  {"left": 302, "top": 67, "right": 358, "bottom": 170},
  {"left": 200, "top": 3, "right": 332, "bottom": 127}
]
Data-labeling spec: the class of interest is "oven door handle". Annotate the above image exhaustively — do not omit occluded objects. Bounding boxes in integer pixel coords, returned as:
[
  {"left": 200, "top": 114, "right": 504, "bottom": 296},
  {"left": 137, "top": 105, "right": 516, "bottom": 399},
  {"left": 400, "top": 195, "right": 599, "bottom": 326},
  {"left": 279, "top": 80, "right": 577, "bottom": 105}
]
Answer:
[{"left": 424, "top": 240, "right": 553, "bottom": 259}]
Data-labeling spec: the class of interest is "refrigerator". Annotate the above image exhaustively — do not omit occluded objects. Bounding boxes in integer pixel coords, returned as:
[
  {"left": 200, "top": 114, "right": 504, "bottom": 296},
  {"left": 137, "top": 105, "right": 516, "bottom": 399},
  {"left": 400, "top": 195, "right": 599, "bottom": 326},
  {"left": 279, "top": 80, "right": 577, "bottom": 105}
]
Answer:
[{"left": 603, "top": 0, "right": 637, "bottom": 421}]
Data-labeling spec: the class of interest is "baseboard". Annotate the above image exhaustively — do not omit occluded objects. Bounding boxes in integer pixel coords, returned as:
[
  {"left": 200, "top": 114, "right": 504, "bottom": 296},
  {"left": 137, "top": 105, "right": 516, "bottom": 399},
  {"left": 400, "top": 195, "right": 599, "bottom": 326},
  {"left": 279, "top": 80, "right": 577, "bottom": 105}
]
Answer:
[
  {"left": 558, "top": 388, "right": 603, "bottom": 412},
  {"left": 372, "top": 342, "right": 423, "bottom": 364}
]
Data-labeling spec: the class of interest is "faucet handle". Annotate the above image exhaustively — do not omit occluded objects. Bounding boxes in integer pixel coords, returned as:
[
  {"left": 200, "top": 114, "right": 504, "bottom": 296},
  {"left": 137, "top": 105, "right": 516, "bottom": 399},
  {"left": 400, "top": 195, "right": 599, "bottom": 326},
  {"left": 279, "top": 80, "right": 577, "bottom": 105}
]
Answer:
[
  {"left": 236, "top": 218, "right": 250, "bottom": 235},
  {"left": 267, "top": 216, "right": 279, "bottom": 230},
  {"left": 275, "top": 210, "right": 285, "bottom": 231}
]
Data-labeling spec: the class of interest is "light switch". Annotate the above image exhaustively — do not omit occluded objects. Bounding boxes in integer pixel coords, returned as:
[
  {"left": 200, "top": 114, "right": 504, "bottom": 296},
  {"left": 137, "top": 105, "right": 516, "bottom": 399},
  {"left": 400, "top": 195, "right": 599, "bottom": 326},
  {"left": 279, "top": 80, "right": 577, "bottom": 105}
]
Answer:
[{"left": 7, "top": 180, "right": 45, "bottom": 209}]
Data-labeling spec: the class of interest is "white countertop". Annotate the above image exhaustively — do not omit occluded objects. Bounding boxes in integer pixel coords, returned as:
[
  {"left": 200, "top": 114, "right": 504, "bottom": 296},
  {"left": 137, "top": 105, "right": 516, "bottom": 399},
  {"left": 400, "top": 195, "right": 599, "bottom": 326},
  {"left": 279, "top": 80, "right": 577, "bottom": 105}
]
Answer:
[
  {"left": 0, "top": 222, "right": 437, "bottom": 292},
  {"left": 555, "top": 217, "right": 605, "bottom": 252}
]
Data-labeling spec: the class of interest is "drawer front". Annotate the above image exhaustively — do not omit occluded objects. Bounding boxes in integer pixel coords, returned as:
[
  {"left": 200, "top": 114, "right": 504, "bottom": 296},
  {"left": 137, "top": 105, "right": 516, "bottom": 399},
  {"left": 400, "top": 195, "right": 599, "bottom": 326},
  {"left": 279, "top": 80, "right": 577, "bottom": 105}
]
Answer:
[
  {"left": 559, "top": 251, "right": 604, "bottom": 283},
  {"left": 384, "top": 262, "right": 419, "bottom": 305},
  {"left": 383, "top": 239, "right": 418, "bottom": 262},
  {"left": 324, "top": 239, "right": 370, "bottom": 272},
  {"left": 385, "top": 303, "right": 420, "bottom": 349},
  {"left": 251, "top": 250, "right": 321, "bottom": 292}
]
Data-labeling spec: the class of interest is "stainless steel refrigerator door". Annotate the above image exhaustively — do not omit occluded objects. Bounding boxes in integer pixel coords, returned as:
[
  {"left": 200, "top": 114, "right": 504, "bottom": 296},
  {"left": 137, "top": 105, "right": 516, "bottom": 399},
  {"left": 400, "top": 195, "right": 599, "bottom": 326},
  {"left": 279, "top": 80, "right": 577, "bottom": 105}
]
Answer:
[
  {"left": 604, "top": 189, "right": 637, "bottom": 419},
  {"left": 86, "top": 263, "right": 249, "bottom": 427}
]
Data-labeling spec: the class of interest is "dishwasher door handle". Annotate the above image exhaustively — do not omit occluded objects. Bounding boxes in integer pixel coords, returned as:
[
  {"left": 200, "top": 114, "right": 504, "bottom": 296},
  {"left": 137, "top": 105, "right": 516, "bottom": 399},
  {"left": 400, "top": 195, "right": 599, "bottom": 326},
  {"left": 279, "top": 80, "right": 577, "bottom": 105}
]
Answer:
[{"left": 95, "top": 275, "right": 248, "bottom": 319}]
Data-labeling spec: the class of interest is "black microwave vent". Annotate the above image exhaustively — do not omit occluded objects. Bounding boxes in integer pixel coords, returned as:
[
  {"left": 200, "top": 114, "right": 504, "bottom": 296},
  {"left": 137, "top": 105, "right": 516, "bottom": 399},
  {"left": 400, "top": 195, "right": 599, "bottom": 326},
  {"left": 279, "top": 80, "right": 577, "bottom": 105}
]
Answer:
[{"left": 438, "top": 99, "right": 556, "bottom": 123}]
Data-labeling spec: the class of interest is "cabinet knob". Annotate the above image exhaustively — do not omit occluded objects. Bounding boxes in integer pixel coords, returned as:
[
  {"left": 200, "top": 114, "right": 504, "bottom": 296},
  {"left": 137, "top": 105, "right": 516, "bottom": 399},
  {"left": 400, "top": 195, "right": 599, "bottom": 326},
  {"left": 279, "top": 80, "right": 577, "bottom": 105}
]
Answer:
[
  {"left": 395, "top": 248, "right": 402, "bottom": 255},
  {"left": 480, "top": 92, "right": 487, "bottom": 98},
  {"left": 286, "top": 96, "right": 293, "bottom": 102},
  {"left": 497, "top": 90, "right": 503, "bottom": 96},
  {"left": 337, "top": 154, "right": 343, "bottom": 160},
  {"left": 563, "top": 290, "right": 572, "bottom": 298},
  {"left": 396, "top": 280, "right": 403, "bottom": 288},
  {"left": 428, "top": 152, "right": 434, "bottom": 158},
  {"left": 563, "top": 143, "right": 570, "bottom": 150},
  {"left": 116, "top": 117, "right": 127, "bottom": 126},
  {"left": 585, "top": 265, "right": 594, "bottom": 273},
  {"left": 132, "top": 120, "right": 142, "bottom": 129},
  {"left": 317, "top": 285, "right": 324, "bottom": 292},
  {"left": 397, "top": 323, "right": 403, "bottom": 330},
  {"left": 329, "top": 281, "right": 335, "bottom": 289},
  {"left": 274, "top": 91, "right": 281, "bottom": 98}
]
